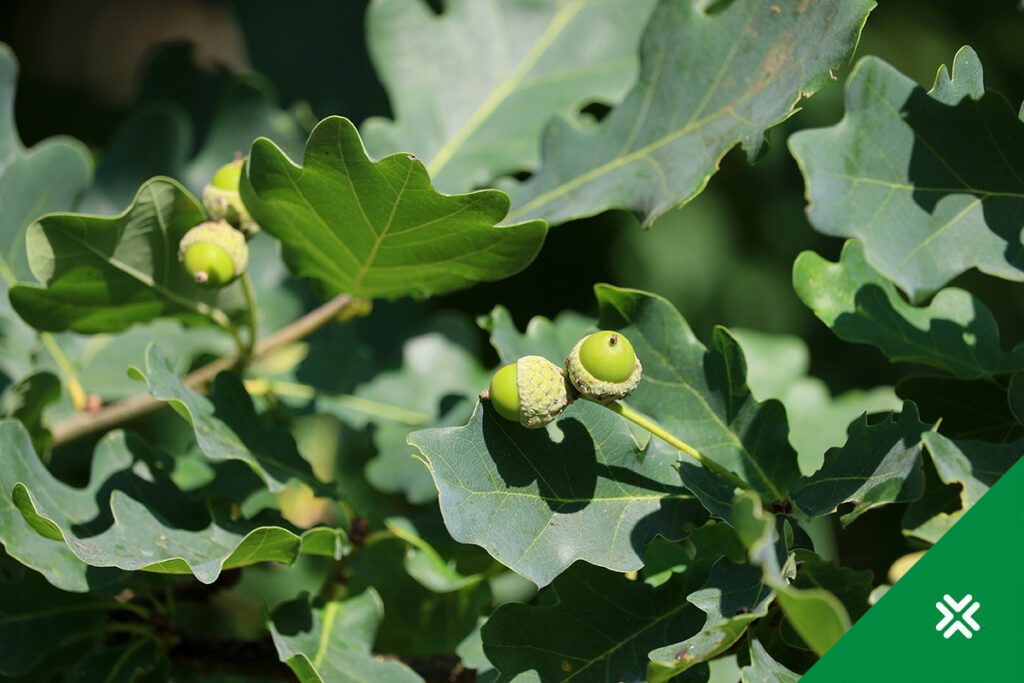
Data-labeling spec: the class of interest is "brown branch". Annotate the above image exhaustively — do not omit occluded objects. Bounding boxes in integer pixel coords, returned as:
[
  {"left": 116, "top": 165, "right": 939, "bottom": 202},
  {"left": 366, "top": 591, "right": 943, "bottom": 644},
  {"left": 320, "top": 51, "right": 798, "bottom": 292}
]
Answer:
[{"left": 51, "top": 294, "right": 362, "bottom": 447}]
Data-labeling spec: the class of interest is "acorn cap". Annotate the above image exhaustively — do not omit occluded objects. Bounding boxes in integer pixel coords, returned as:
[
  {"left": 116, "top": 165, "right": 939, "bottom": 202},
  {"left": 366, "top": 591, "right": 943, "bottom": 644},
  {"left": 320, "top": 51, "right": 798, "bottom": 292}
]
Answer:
[
  {"left": 566, "top": 334, "right": 642, "bottom": 404},
  {"left": 517, "top": 355, "right": 570, "bottom": 429},
  {"left": 202, "top": 165, "right": 259, "bottom": 238},
  {"left": 178, "top": 220, "right": 249, "bottom": 279}
]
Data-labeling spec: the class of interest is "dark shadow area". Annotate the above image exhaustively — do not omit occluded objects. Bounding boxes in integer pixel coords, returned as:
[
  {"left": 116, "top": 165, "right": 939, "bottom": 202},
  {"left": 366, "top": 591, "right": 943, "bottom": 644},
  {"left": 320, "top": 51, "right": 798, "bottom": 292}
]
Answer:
[
  {"left": 482, "top": 412, "right": 598, "bottom": 513},
  {"left": 896, "top": 374, "right": 1023, "bottom": 442},
  {"left": 904, "top": 87, "right": 1024, "bottom": 271},
  {"left": 267, "top": 594, "right": 314, "bottom": 637},
  {"left": 69, "top": 434, "right": 210, "bottom": 537},
  {"left": 831, "top": 283, "right": 1013, "bottom": 377}
]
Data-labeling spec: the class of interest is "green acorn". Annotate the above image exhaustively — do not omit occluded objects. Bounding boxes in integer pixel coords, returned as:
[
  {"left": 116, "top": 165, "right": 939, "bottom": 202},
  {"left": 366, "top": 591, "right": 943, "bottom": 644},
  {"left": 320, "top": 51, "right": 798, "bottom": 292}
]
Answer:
[
  {"left": 566, "top": 331, "right": 642, "bottom": 404},
  {"left": 482, "top": 355, "right": 570, "bottom": 429},
  {"left": 203, "top": 155, "right": 259, "bottom": 238},
  {"left": 178, "top": 220, "right": 248, "bottom": 287}
]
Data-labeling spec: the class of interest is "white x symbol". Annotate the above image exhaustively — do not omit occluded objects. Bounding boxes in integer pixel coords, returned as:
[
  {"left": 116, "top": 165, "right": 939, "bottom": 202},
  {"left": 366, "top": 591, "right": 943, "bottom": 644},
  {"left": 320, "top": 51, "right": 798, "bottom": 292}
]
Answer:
[{"left": 935, "top": 594, "right": 980, "bottom": 639}]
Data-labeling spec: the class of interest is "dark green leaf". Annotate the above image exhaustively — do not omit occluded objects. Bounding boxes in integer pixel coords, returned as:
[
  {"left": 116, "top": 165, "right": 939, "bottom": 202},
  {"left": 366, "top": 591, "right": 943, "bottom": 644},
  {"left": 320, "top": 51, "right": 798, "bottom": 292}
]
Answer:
[
  {"left": 1009, "top": 372, "right": 1024, "bottom": 425},
  {"left": 268, "top": 589, "right": 422, "bottom": 683},
  {"left": 896, "top": 375, "right": 1022, "bottom": 442},
  {"left": 647, "top": 559, "right": 774, "bottom": 682},
  {"left": 505, "top": 0, "right": 873, "bottom": 227},
  {"left": 482, "top": 563, "right": 708, "bottom": 683},
  {"left": 789, "top": 47, "right": 1024, "bottom": 301},
  {"left": 905, "top": 432, "right": 1024, "bottom": 542},
  {"left": 241, "top": 116, "right": 547, "bottom": 300},
  {"left": 362, "top": 0, "right": 655, "bottom": 193},
  {"left": 128, "top": 344, "right": 329, "bottom": 495},
  {"left": 794, "top": 240, "right": 1024, "bottom": 378},
  {"left": 595, "top": 285, "right": 801, "bottom": 504},
  {"left": 9, "top": 178, "right": 246, "bottom": 334},
  {"left": 0, "top": 568, "right": 109, "bottom": 676},
  {"left": 791, "top": 405, "right": 931, "bottom": 525}
]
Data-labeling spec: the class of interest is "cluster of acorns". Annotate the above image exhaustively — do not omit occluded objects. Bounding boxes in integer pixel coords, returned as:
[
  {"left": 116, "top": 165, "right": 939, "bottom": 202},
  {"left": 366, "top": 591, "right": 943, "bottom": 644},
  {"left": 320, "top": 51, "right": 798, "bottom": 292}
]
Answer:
[
  {"left": 482, "top": 331, "right": 642, "bottom": 428},
  {"left": 178, "top": 156, "right": 256, "bottom": 288}
]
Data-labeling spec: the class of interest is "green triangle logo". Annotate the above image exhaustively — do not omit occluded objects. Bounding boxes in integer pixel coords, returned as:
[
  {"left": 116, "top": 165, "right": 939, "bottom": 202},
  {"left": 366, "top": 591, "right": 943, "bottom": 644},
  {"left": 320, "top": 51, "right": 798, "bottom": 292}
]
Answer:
[{"left": 801, "top": 456, "right": 1024, "bottom": 682}]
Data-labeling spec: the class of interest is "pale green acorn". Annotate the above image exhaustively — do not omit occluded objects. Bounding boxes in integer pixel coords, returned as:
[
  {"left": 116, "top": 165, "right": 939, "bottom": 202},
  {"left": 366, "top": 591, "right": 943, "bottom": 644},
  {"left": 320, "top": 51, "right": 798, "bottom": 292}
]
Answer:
[
  {"left": 179, "top": 220, "right": 249, "bottom": 287},
  {"left": 566, "top": 331, "right": 642, "bottom": 404},
  {"left": 202, "top": 155, "right": 260, "bottom": 238},
  {"left": 483, "top": 355, "right": 571, "bottom": 429}
]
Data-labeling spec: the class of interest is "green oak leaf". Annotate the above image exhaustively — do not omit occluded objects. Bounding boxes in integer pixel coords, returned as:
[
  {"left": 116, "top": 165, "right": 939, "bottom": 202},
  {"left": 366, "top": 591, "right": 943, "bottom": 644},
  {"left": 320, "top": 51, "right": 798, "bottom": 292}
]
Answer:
[
  {"left": 0, "top": 43, "right": 92, "bottom": 384},
  {"left": 896, "top": 375, "right": 1022, "bottom": 442},
  {"left": 0, "top": 420, "right": 343, "bottom": 590},
  {"left": 362, "top": 0, "right": 656, "bottom": 194},
  {"left": 740, "top": 639, "right": 799, "bottom": 683},
  {"left": 732, "top": 492, "right": 850, "bottom": 657},
  {"left": 647, "top": 559, "right": 774, "bottom": 682},
  {"left": 794, "top": 240, "right": 1024, "bottom": 378},
  {"left": 904, "top": 432, "right": 1023, "bottom": 543},
  {"left": 482, "top": 563, "right": 709, "bottom": 683},
  {"left": 409, "top": 397, "right": 708, "bottom": 587},
  {"left": 268, "top": 589, "right": 422, "bottom": 683},
  {"left": 0, "top": 569, "right": 109, "bottom": 677},
  {"left": 791, "top": 404, "right": 932, "bottom": 525},
  {"left": 9, "top": 177, "right": 247, "bottom": 334},
  {"left": 789, "top": 47, "right": 1024, "bottom": 301},
  {"left": 128, "top": 344, "right": 330, "bottom": 495},
  {"left": 62, "top": 640, "right": 165, "bottom": 683},
  {"left": 595, "top": 285, "right": 801, "bottom": 504},
  {"left": 479, "top": 304, "right": 594, "bottom": 366},
  {"left": 240, "top": 116, "right": 547, "bottom": 300},
  {"left": 504, "top": 0, "right": 874, "bottom": 227},
  {"left": 732, "top": 327, "right": 899, "bottom": 474}
]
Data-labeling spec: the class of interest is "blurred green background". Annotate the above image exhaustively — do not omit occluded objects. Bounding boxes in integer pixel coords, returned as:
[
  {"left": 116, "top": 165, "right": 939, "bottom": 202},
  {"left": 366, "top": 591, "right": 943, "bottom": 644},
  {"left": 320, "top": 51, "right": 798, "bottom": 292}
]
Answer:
[{"left": 1, "top": 0, "right": 1023, "bottom": 589}]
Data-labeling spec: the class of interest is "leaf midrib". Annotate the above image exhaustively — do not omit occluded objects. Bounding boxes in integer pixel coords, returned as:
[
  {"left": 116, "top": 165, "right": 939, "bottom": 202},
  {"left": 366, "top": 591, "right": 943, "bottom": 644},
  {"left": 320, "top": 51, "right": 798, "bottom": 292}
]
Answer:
[{"left": 426, "top": 0, "right": 589, "bottom": 178}]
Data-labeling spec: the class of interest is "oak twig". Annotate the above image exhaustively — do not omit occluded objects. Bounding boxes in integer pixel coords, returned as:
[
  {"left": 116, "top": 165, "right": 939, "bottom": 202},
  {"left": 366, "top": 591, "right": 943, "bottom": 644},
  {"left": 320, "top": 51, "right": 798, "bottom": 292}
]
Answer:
[{"left": 51, "top": 293, "right": 361, "bottom": 447}]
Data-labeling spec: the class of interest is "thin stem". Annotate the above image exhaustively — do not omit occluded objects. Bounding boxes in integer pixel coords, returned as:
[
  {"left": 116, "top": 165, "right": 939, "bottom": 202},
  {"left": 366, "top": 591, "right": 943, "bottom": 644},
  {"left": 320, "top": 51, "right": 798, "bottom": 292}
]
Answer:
[
  {"left": 50, "top": 293, "right": 365, "bottom": 446},
  {"left": 39, "top": 331, "right": 87, "bottom": 411},
  {"left": 240, "top": 273, "right": 259, "bottom": 364},
  {"left": 606, "top": 402, "right": 753, "bottom": 492}
]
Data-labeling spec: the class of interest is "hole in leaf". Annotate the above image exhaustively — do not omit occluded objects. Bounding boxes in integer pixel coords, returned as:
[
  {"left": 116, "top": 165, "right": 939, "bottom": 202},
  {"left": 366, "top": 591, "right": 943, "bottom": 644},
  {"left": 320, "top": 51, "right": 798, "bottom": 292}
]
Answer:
[{"left": 579, "top": 101, "right": 611, "bottom": 123}]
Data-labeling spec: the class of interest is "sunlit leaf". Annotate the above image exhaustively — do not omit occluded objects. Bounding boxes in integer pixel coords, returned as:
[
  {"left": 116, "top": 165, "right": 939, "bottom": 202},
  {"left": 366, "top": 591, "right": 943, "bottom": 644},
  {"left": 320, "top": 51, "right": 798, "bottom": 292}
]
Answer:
[
  {"left": 794, "top": 240, "right": 1024, "bottom": 378},
  {"left": 789, "top": 47, "right": 1024, "bottom": 301},
  {"left": 505, "top": 0, "right": 873, "bottom": 227},
  {"left": 362, "top": 0, "right": 656, "bottom": 193},
  {"left": 268, "top": 589, "right": 422, "bottom": 683},
  {"left": 241, "top": 116, "right": 547, "bottom": 300},
  {"left": 128, "top": 344, "right": 330, "bottom": 495}
]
